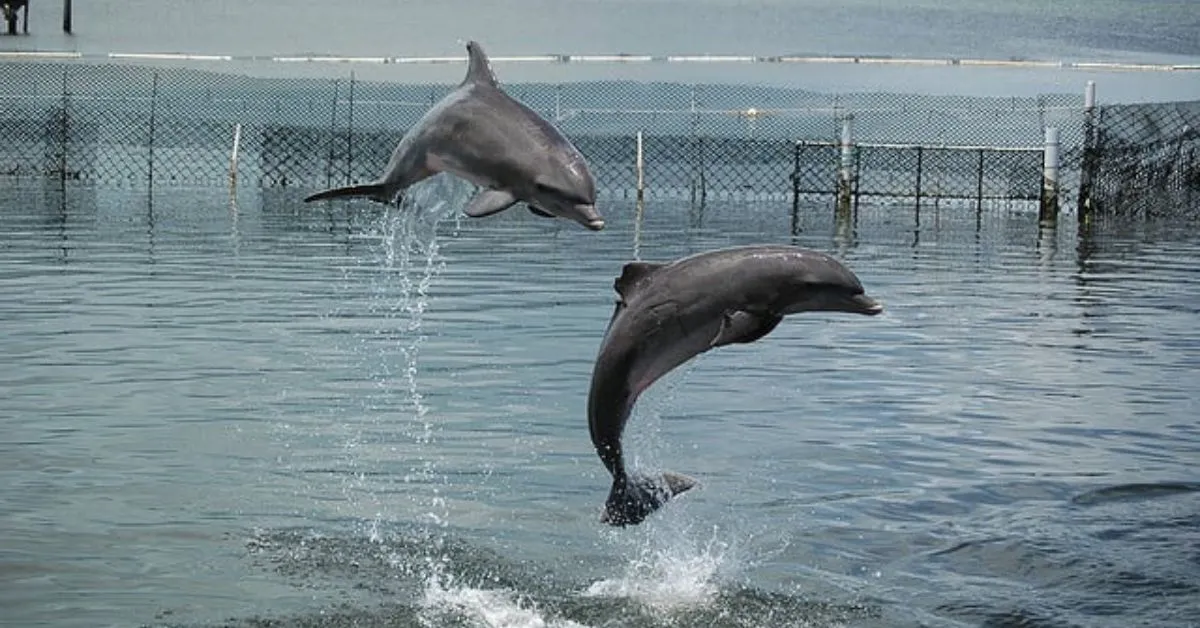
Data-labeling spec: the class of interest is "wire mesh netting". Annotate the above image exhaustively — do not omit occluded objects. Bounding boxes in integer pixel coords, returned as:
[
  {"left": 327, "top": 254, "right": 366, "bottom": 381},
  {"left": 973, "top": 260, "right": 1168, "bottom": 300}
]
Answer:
[
  {"left": 1079, "top": 100, "right": 1199, "bottom": 219},
  {"left": 1, "top": 60, "right": 1195, "bottom": 217}
]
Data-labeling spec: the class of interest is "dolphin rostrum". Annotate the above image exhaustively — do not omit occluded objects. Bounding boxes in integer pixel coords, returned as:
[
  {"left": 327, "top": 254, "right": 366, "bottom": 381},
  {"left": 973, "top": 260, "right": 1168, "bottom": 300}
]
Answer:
[
  {"left": 587, "top": 245, "right": 883, "bottom": 526},
  {"left": 303, "top": 41, "right": 604, "bottom": 231}
]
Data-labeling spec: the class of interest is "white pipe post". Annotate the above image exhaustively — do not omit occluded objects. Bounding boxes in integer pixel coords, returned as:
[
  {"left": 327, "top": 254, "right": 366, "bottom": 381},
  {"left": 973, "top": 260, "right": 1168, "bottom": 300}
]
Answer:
[
  {"left": 635, "top": 130, "right": 645, "bottom": 201},
  {"left": 634, "top": 130, "right": 645, "bottom": 260},
  {"left": 229, "top": 123, "right": 242, "bottom": 193},
  {"left": 1040, "top": 126, "right": 1060, "bottom": 222},
  {"left": 837, "top": 114, "right": 854, "bottom": 212},
  {"left": 1078, "top": 80, "right": 1097, "bottom": 219}
]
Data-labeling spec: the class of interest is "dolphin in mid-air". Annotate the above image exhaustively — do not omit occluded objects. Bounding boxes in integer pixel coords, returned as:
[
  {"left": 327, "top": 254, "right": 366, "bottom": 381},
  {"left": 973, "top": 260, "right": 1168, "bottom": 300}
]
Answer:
[
  {"left": 304, "top": 41, "right": 604, "bottom": 231},
  {"left": 587, "top": 245, "right": 883, "bottom": 526}
]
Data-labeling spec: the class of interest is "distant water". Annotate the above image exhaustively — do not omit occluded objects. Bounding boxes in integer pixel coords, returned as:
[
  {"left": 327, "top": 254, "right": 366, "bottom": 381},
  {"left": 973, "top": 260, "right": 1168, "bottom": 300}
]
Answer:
[
  {"left": 1, "top": 180, "right": 1198, "bottom": 627},
  {"left": 4, "top": 0, "right": 1200, "bottom": 101},
  {"left": 9, "top": 0, "right": 1200, "bottom": 61}
]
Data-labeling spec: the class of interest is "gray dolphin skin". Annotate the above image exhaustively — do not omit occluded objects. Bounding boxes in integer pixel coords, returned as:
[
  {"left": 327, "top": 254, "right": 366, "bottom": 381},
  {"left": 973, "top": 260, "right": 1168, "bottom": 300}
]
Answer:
[
  {"left": 588, "top": 245, "right": 883, "bottom": 526},
  {"left": 303, "top": 41, "right": 604, "bottom": 231}
]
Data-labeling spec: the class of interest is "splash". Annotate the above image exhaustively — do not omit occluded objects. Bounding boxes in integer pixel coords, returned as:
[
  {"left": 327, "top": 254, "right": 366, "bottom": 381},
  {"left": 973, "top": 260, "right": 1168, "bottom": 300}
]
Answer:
[
  {"left": 583, "top": 524, "right": 734, "bottom": 612},
  {"left": 420, "top": 567, "right": 590, "bottom": 628},
  {"left": 333, "top": 176, "right": 469, "bottom": 533}
]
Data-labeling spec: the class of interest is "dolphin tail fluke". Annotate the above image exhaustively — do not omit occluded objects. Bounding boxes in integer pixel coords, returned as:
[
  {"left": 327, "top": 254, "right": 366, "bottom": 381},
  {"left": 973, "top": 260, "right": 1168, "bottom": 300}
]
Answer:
[
  {"left": 303, "top": 183, "right": 392, "bottom": 204},
  {"left": 601, "top": 471, "right": 698, "bottom": 527}
]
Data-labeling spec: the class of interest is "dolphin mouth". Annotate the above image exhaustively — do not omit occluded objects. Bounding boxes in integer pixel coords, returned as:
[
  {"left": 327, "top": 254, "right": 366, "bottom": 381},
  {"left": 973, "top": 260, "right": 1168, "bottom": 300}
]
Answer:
[
  {"left": 851, "top": 294, "right": 884, "bottom": 315},
  {"left": 576, "top": 204, "right": 605, "bottom": 231}
]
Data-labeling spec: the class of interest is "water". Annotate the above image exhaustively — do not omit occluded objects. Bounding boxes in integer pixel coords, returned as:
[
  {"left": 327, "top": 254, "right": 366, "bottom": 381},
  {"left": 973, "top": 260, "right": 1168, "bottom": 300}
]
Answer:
[
  {"left": 1, "top": 179, "right": 1197, "bottom": 627},
  {"left": 9, "top": 0, "right": 1200, "bottom": 61},
  {"left": 5, "top": 0, "right": 1200, "bottom": 102}
]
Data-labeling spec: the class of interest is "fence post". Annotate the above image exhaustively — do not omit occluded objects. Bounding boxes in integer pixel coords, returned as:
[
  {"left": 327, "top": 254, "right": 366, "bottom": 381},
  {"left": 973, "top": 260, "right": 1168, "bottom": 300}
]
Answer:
[
  {"left": 326, "top": 79, "right": 340, "bottom": 189},
  {"left": 791, "top": 141, "right": 801, "bottom": 217},
  {"left": 635, "top": 130, "right": 645, "bottom": 202},
  {"left": 634, "top": 131, "right": 645, "bottom": 260},
  {"left": 229, "top": 123, "right": 242, "bottom": 193},
  {"left": 1040, "top": 126, "right": 1060, "bottom": 223},
  {"left": 1077, "top": 80, "right": 1097, "bottom": 222},
  {"left": 345, "top": 71, "right": 355, "bottom": 186},
  {"left": 837, "top": 114, "right": 854, "bottom": 213},
  {"left": 63, "top": 0, "right": 73, "bottom": 33},
  {"left": 976, "top": 148, "right": 985, "bottom": 212},
  {"left": 689, "top": 84, "right": 701, "bottom": 207},
  {"left": 914, "top": 146, "right": 923, "bottom": 208},
  {"left": 57, "top": 67, "right": 68, "bottom": 186},
  {"left": 148, "top": 72, "right": 158, "bottom": 189}
]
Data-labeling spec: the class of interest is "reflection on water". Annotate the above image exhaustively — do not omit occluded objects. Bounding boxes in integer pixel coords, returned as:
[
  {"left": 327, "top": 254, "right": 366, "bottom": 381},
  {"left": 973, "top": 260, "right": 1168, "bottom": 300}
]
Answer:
[{"left": 0, "top": 181, "right": 1197, "bottom": 627}]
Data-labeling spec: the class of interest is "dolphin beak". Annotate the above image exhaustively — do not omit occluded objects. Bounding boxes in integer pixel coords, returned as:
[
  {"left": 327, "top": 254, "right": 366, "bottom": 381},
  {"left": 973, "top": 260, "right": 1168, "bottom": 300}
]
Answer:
[
  {"left": 577, "top": 204, "right": 605, "bottom": 231},
  {"left": 850, "top": 294, "right": 884, "bottom": 315}
]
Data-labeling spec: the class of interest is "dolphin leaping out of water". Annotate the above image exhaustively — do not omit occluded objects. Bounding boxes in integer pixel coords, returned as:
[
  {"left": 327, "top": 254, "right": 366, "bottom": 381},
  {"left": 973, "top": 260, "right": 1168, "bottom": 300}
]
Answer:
[
  {"left": 303, "top": 41, "right": 604, "bottom": 232},
  {"left": 587, "top": 245, "right": 883, "bottom": 526}
]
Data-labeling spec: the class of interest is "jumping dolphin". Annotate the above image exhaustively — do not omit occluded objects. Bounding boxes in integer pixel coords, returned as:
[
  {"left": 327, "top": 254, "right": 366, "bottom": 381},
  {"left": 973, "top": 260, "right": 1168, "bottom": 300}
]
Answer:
[
  {"left": 303, "top": 41, "right": 604, "bottom": 231},
  {"left": 587, "top": 245, "right": 883, "bottom": 526}
]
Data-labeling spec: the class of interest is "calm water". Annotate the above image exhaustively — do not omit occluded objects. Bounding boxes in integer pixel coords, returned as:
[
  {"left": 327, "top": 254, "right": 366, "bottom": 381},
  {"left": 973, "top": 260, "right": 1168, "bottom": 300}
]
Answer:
[
  {"left": 1, "top": 180, "right": 1198, "bottom": 627},
  {"left": 6, "top": 0, "right": 1200, "bottom": 102}
]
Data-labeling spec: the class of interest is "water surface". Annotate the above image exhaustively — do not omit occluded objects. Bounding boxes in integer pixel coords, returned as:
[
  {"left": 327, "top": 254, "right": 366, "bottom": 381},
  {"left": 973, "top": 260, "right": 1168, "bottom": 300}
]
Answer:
[{"left": 0, "top": 181, "right": 1198, "bottom": 627}]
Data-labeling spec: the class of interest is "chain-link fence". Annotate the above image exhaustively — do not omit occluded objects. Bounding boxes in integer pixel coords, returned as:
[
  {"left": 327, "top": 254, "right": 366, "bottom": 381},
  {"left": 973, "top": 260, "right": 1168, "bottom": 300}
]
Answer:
[
  {"left": 1077, "top": 100, "right": 1199, "bottom": 219},
  {"left": 1, "top": 60, "right": 1195, "bottom": 218}
]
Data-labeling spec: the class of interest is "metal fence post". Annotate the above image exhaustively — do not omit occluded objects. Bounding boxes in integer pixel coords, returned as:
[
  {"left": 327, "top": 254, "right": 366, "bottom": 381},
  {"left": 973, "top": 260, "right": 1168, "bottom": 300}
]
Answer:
[
  {"left": 229, "top": 123, "right": 242, "bottom": 193},
  {"left": 326, "top": 79, "right": 340, "bottom": 189},
  {"left": 976, "top": 148, "right": 985, "bottom": 212},
  {"left": 914, "top": 146, "right": 923, "bottom": 209},
  {"left": 791, "top": 141, "right": 801, "bottom": 216},
  {"left": 148, "top": 72, "right": 158, "bottom": 189},
  {"left": 635, "top": 130, "right": 645, "bottom": 202},
  {"left": 1040, "top": 126, "right": 1060, "bottom": 223},
  {"left": 689, "top": 84, "right": 700, "bottom": 207},
  {"left": 634, "top": 130, "right": 645, "bottom": 260},
  {"left": 57, "top": 66, "right": 68, "bottom": 186},
  {"left": 63, "top": 0, "right": 73, "bottom": 33},
  {"left": 852, "top": 145, "right": 862, "bottom": 212},
  {"left": 837, "top": 114, "right": 854, "bottom": 213},
  {"left": 1077, "top": 80, "right": 1097, "bottom": 222},
  {"left": 345, "top": 71, "right": 355, "bottom": 186}
]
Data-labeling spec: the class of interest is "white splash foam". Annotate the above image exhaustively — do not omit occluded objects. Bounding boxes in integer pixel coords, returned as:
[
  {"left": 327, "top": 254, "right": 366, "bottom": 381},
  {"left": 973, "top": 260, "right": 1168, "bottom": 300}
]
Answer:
[
  {"left": 582, "top": 528, "right": 731, "bottom": 612},
  {"left": 420, "top": 570, "right": 589, "bottom": 628}
]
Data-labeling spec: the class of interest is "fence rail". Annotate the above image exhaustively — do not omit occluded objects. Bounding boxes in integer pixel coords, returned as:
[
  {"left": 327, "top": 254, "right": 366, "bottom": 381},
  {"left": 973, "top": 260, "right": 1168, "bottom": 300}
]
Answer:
[{"left": 1, "top": 61, "right": 1197, "bottom": 221}]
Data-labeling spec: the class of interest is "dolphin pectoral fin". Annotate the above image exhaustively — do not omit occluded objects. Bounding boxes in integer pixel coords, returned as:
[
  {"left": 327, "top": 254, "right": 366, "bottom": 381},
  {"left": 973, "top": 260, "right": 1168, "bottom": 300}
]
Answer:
[
  {"left": 601, "top": 472, "right": 699, "bottom": 527},
  {"left": 614, "top": 261, "right": 666, "bottom": 301},
  {"left": 712, "top": 311, "right": 785, "bottom": 348},
  {"left": 463, "top": 189, "right": 518, "bottom": 218},
  {"left": 304, "top": 183, "right": 389, "bottom": 204},
  {"left": 527, "top": 204, "right": 555, "bottom": 218}
]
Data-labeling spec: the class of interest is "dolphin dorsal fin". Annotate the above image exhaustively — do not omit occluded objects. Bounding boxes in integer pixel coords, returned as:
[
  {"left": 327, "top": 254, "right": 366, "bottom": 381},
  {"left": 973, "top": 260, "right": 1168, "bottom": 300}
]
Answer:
[
  {"left": 463, "top": 40, "right": 499, "bottom": 87},
  {"left": 614, "top": 261, "right": 665, "bottom": 300}
]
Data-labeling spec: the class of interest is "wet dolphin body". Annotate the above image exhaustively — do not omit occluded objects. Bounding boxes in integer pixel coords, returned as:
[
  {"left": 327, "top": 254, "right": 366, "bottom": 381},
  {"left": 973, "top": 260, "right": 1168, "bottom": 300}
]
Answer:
[
  {"left": 303, "top": 41, "right": 604, "bottom": 231},
  {"left": 587, "top": 245, "right": 883, "bottom": 526}
]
